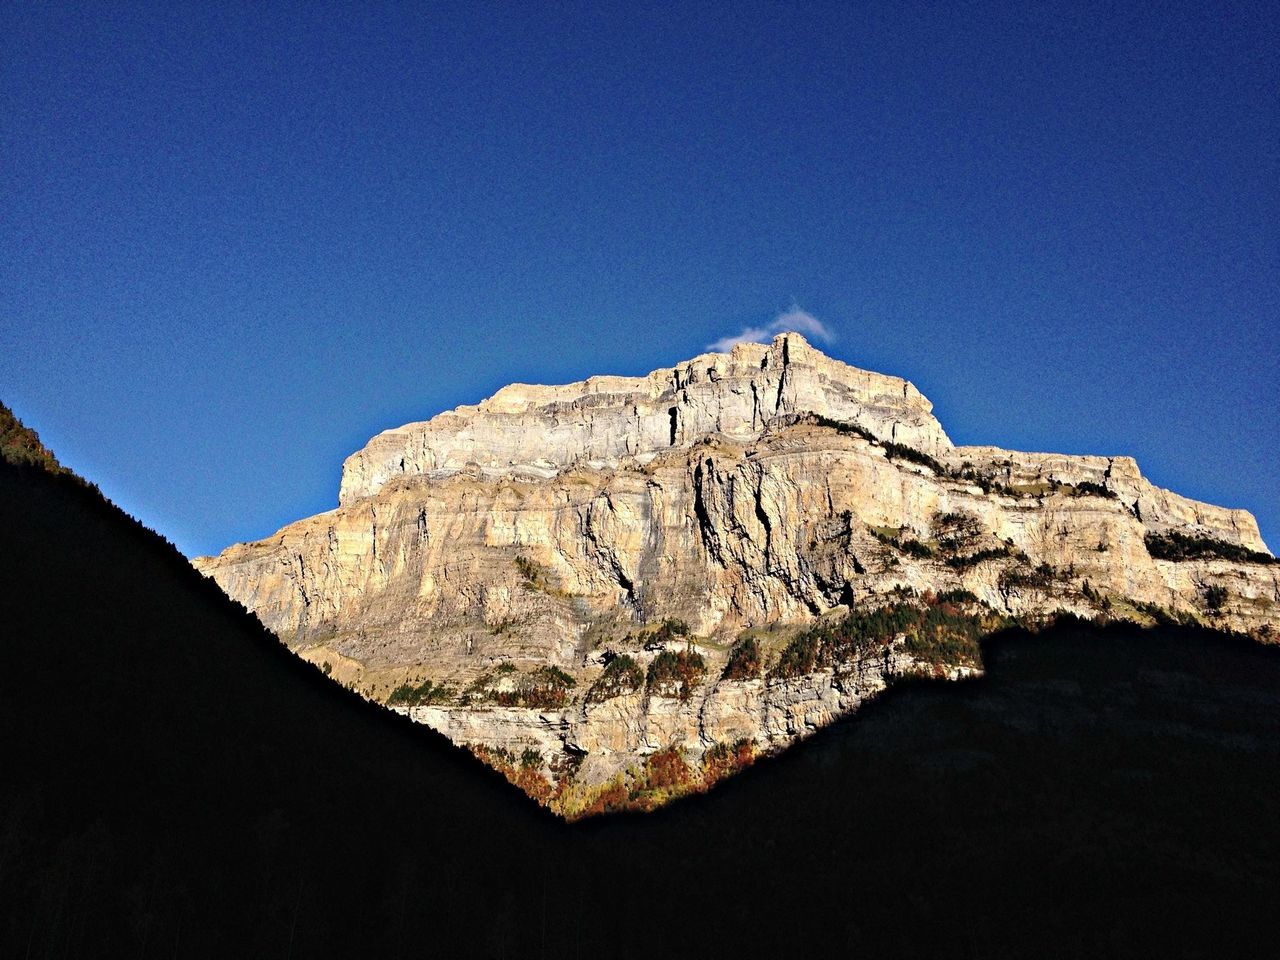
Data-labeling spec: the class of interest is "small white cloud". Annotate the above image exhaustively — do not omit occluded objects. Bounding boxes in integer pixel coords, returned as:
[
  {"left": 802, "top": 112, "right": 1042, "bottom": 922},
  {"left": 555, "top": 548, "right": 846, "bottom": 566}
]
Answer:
[
  {"left": 707, "top": 306, "right": 834, "bottom": 353},
  {"left": 706, "top": 325, "right": 774, "bottom": 352}
]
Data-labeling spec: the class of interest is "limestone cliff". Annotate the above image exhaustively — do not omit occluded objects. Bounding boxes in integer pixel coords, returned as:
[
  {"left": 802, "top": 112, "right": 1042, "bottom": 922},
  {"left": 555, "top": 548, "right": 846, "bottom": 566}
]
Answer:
[
  {"left": 194, "top": 333, "right": 1277, "bottom": 815},
  {"left": 337, "top": 334, "right": 949, "bottom": 504}
]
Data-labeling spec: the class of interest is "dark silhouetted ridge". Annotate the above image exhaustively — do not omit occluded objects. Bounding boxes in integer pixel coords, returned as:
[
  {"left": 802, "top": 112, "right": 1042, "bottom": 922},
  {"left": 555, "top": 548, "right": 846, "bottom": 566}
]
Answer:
[
  {"left": 0, "top": 458, "right": 556, "bottom": 957},
  {"left": 3, "top": 452, "right": 1280, "bottom": 957}
]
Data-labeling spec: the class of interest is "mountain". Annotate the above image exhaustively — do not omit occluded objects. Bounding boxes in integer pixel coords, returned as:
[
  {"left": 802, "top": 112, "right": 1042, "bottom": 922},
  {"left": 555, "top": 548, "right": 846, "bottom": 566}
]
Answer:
[
  {"left": 194, "top": 334, "right": 1278, "bottom": 813},
  {"left": 0, "top": 427, "right": 547, "bottom": 957},
  {"left": 4, "top": 413, "right": 1280, "bottom": 957}
]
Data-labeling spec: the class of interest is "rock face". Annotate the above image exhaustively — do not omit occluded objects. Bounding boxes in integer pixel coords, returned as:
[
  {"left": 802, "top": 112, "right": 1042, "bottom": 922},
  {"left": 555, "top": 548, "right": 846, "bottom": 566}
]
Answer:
[
  {"left": 195, "top": 333, "right": 1278, "bottom": 814},
  {"left": 337, "top": 335, "right": 949, "bottom": 505}
]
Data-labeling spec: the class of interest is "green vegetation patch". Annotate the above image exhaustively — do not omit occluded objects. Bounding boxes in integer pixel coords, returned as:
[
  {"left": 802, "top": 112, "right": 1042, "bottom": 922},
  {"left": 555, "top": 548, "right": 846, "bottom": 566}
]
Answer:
[
  {"left": 1144, "top": 531, "right": 1274, "bottom": 565},
  {"left": 1069, "top": 480, "right": 1117, "bottom": 500},
  {"left": 646, "top": 650, "right": 706, "bottom": 700},
  {"left": 514, "top": 554, "right": 540, "bottom": 584},
  {"left": 519, "top": 748, "right": 543, "bottom": 769},
  {"left": 804, "top": 414, "right": 947, "bottom": 476},
  {"left": 998, "top": 562, "right": 1060, "bottom": 592},
  {"left": 586, "top": 653, "right": 644, "bottom": 703},
  {"left": 882, "top": 441, "right": 946, "bottom": 475},
  {"left": 769, "top": 598, "right": 1003, "bottom": 680},
  {"left": 945, "top": 546, "right": 1021, "bottom": 570},
  {"left": 932, "top": 511, "right": 982, "bottom": 551},
  {"left": 805, "top": 412, "right": 878, "bottom": 443},
  {"left": 1127, "top": 599, "right": 1200, "bottom": 629},
  {"left": 387, "top": 678, "right": 456, "bottom": 707},
  {"left": 721, "top": 635, "right": 763, "bottom": 681},
  {"left": 1202, "top": 584, "right": 1228, "bottom": 613},
  {"left": 494, "top": 665, "right": 576, "bottom": 708},
  {"left": 953, "top": 465, "right": 1021, "bottom": 497},
  {"left": 871, "top": 528, "right": 936, "bottom": 559},
  {"left": 464, "top": 663, "right": 576, "bottom": 709},
  {"left": 643, "top": 618, "right": 690, "bottom": 650}
]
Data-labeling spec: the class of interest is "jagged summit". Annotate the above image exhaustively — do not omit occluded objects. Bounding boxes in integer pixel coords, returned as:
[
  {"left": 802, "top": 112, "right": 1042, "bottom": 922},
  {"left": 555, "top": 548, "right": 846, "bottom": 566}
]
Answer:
[
  {"left": 196, "top": 334, "right": 1276, "bottom": 816},
  {"left": 338, "top": 333, "right": 949, "bottom": 504}
]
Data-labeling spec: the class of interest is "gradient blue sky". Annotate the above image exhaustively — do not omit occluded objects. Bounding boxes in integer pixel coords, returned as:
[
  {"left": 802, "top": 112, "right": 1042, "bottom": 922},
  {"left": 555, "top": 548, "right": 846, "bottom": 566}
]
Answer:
[{"left": 2, "top": 1, "right": 1276, "bottom": 557}]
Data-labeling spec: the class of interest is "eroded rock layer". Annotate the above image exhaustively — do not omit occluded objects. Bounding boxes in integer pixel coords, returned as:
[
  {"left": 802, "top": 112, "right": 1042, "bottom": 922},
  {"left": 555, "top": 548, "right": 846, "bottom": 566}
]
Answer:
[{"left": 195, "top": 333, "right": 1277, "bottom": 814}]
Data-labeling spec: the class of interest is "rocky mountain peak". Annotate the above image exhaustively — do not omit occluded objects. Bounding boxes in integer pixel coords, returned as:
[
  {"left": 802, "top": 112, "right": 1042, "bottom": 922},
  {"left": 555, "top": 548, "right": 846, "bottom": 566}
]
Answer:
[
  {"left": 195, "top": 337, "right": 1277, "bottom": 817},
  {"left": 337, "top": 332, "right": 949, "bottom": 505}
]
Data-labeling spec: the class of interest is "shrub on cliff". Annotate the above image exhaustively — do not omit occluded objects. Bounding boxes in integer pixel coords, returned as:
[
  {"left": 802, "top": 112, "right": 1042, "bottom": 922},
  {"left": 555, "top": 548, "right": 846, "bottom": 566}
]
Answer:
[
  {"left": 491, "top": 664, "right": 576, "bottom": 709},
  {"left": 1128, "top": 600, "right": 1199, "bottom": 628},
  {"left": 641, "top": 746, "right": 693, "bottom": 792},
  {"left": 770, "top": 632, "right": 822, "bottom": 680},
  {"left": 882, "top": 441, "right": 946, "bottom": 475},
  {"left": 722, "top": 636, "right": 762, "bottom": 681},
  {"left": 770, "top": 600, "right": 996, "bottom": 679},
  {"left": 806, "top": 412, "right": 877, "bottom": 443},
  {"left": 1203, "top": 584, "right": 1228, "bottom": 613},
  {"left": 1070, "top": 480, "right": 1117, "bottom": 499},
  {"left": 586, "top": 654, "right": 644, "bottom": 703},
  {"left": 932, "top": 510, "right": 982, "bottom": 551},
  {"left": 532, "top": 664, "right": 576, "bottom": 689},
  {"left": 700, "top": 739, "right": 755, "bottom": 787},
  {"left": 646, "top": 650, "right": 706, "bottom": 700},
  {"left": 513, "top": 554, "right": 565, "bottom": 592},
  {"left": 520, "top": 748, "right": 543, "bottom": 768},
  {"left": 1144, "top": 531, "right": 1274, "bottom": 565},
  {"left": 872, "top": 528, "right": 935, "bottom": 559},
  {"left": 387, "top": 678, "right": 455, "bottom": 706},
  {"left": 643, "top": 618, "right": 690, "bottom": 651},
  {"left": 468, "top": 744, "right": 553, "bottom": 806},
  {"left": 998, "top": 562, "right": 1059, "bottom": 592},
  {"left": 945, "top": 546, "right": 1017, "bottom": 570}
]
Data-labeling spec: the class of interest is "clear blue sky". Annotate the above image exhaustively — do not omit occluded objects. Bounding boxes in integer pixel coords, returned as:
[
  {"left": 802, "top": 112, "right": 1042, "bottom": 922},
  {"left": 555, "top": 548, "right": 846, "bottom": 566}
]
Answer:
[{"left": 2, "top": 1, "right": 1276, "bottom": 557}]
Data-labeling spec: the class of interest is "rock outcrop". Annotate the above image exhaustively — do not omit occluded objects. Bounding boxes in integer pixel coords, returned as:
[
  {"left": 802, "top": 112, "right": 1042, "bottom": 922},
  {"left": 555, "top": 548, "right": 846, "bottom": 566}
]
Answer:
[
  {"left": 337, "top": 335, "right": 950, "bottom": 504},
  {"left": 195, "top": 333, "right": 1277, "bottom": 814}
]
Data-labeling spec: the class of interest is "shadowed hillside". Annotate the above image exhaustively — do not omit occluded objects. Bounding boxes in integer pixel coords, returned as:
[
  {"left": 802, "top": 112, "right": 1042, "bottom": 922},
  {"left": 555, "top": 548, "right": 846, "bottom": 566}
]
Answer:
[
  {"left": 1, "top": 402, "right": 64, "bottom": 473},
  {"left": 3, "top": 450, "right": 1280, "bottom": 957}
]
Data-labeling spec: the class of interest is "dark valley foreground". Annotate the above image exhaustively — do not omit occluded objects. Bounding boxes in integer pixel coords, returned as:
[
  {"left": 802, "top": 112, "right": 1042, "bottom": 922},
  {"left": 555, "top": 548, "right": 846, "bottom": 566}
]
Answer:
[{"left": 3, "top": 411, "right": 1280, "bottom": 957}]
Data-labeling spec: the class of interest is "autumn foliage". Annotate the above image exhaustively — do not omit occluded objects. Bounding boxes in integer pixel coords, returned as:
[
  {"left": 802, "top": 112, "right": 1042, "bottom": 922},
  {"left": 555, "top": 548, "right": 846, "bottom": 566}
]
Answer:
[
  {"left": 721, "top": 636, "right": 762, "bottom": 680},
  {"left": 542, "top": 740, "right": 758, "bottom": 819},
  {"left": 646, "top": 650, "right": 706, "bottom": 700},
  {"left": 0, "top": 404, "right": 64, "bottom": 474},
  {"left": 586, "top": 653, "right": 644, "bottom": 702},
  {"left": 468, "top": 744, "right": 554, "bottom": 806}
]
